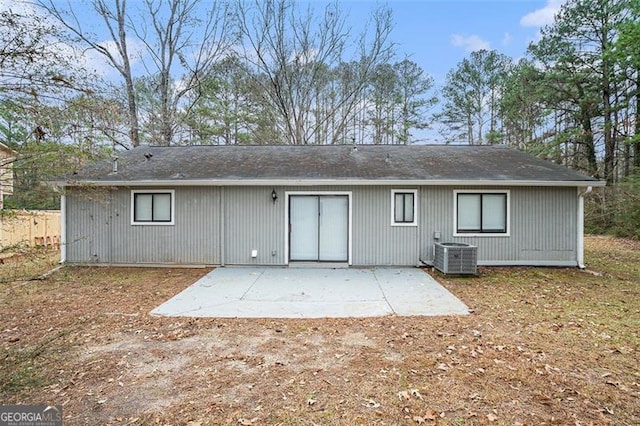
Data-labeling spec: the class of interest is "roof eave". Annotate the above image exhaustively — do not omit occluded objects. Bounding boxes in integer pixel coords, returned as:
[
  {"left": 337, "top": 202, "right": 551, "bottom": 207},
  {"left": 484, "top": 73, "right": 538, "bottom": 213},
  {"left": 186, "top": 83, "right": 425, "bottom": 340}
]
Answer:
[{"left": 55, "top": 178, "right": 606, "bottom": 188}]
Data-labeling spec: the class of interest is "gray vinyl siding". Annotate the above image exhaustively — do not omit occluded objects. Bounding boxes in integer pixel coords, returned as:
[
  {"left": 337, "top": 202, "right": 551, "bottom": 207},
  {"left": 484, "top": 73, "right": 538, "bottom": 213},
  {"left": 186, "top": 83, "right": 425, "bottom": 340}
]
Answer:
[
  {"left": 352, "top": 186, "right": 419, "bottom": 266},
  {"left": 278, "top": 186, "right": 419, "bottom": 266},
  {"left": 66, "top": 187, "right": 221, "bottom": 265},
  {"left": 223, "top": 187, "right": 285, "bottom": 265},
  {"left": 419, "top": 186, "right": 578, "bottom": 265},
  {"left": 64, "top": 184, "right": 579, "bottom": 267},
  {"left": 66, "top": 189, "right": 114, "bottom": 263}
]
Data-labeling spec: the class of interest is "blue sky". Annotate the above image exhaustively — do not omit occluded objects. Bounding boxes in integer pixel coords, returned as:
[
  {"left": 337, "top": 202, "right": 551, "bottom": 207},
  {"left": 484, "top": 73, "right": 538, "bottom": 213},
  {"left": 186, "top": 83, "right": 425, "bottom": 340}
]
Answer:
[
  {"left": 340, "top": 0, "right": 562, "bottom": 85},
  {"left": 3, "top": 0, "right": 564, "bottom": 143},
  {"left": 4, "top": 0, "right": 563, "bottom": 89},
  {"left": 332, "top": 0, "right": 564, "bottom": 141}
]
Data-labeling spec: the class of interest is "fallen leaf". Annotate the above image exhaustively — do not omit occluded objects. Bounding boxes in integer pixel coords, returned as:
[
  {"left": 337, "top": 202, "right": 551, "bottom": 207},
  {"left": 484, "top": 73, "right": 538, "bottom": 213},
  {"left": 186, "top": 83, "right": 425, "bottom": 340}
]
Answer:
[
  {"left": 363, "top": 399, "right": 380, "bottom": 409},
  {"left": 424, "top": 409, "right": 437, "bottom": 420},
  {"left": 614, "top": 346, "right": 633, "bottom": 354},
  {"left": 601, "top": 407, "right": 614, "bottom": 415}
]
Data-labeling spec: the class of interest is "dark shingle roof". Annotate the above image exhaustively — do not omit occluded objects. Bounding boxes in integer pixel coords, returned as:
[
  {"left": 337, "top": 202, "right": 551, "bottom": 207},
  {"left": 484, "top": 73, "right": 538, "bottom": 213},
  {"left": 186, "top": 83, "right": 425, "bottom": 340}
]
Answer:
[{"left": 63, "top": 144, "right": 602, "bottom": 186}]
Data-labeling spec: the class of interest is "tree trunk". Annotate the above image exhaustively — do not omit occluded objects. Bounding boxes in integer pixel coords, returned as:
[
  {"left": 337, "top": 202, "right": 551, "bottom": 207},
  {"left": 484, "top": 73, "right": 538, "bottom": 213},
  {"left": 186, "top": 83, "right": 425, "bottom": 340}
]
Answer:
[
  {"left": 580, "top": 110, "right": 598, "bottom": 178},
  {"left": 601, "top": 24, "right": 616, "bottom": 185},
  {"left": 115, "top": 0, "right": 139, "bottom": 147},
  {"left": 635, "top": 72, "right": 640, "bottom": 172}
]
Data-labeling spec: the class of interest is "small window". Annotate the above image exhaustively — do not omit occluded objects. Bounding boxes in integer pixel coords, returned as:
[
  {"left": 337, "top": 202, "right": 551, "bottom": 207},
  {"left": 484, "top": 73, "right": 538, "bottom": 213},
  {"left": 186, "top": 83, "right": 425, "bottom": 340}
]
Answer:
[
  {"left": 455, "top": 191, "right": 508, "bottom": 235},
  {"left": 391, "top": 189, "right": 417, "bottom": 226},
  {"left": 131, "top": 190, "right": 175, "bottom": 225}
]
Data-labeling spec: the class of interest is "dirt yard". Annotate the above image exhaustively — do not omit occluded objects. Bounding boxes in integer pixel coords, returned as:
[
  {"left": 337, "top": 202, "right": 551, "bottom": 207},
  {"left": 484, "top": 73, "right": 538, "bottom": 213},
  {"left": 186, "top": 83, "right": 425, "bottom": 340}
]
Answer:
[{"left": 1, "top": 236, "right": 639, "bottom": 425}]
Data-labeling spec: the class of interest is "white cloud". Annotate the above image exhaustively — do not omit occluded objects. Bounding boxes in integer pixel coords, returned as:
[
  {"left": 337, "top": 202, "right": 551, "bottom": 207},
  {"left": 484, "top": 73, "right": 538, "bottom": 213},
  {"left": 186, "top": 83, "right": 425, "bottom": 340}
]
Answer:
[
  {"left": 81, "top": 48, "right": 122, "bottom": 79},
  {"left": 502, "top": 32, "right": 512, "bottom": 47},
  {"left": 99, "top": 38, "right": 147, "bottom": 65},
  {"left": 76, "top": 37, "right": 149, "bottom": 79},
  {"left": 450, "top": 34, "right": 490, "bottom": 52},
  {"left": 520, "top": 0, "right": 565, "bottom": 28}
]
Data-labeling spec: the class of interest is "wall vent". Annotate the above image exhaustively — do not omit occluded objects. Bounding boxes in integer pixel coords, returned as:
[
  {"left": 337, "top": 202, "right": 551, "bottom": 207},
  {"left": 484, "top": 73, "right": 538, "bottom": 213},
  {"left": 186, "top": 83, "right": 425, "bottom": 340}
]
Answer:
[{"left": 433, "top": 242, "right": 477, "bottom": 275}]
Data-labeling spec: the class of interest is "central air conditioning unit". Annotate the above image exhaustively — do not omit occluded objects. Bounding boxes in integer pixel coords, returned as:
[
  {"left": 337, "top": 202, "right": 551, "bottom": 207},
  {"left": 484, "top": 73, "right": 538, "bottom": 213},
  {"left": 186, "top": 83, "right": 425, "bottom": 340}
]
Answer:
[{"left": 433, "top": 242, "right": 477, "bottom": 275}]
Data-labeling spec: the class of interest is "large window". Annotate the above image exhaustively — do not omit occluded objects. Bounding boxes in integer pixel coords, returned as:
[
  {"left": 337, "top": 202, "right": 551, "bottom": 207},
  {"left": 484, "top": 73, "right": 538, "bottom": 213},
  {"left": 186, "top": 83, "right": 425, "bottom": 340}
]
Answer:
[
  {"left": 455, "top": 191, "right": 509, "bottom": 235},
  {"left": 131, "top": 190, "right": 175, "bottom": 225},
  {"left": 391, "top": 189, "right": 417, "bottom": 226}
]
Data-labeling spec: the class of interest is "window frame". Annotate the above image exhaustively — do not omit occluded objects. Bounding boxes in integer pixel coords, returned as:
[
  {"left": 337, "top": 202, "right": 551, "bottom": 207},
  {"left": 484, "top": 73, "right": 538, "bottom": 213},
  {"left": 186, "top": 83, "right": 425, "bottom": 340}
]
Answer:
[
  {"left": 453, "top": 189, "right": 510, "bottom": 237},
  {"left": 391, "top": 189, "right": 418, "bottom": 227},
  {"left": 131, "top": 189, "right": 175, "bottom": 226}
]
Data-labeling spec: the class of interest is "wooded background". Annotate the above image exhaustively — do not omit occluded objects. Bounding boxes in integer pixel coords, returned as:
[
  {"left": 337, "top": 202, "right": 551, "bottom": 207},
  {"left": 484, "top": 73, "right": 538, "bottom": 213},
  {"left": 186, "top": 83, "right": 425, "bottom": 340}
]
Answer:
[{"left": 1, "top": 0, "right": 638, "bottom": 237}]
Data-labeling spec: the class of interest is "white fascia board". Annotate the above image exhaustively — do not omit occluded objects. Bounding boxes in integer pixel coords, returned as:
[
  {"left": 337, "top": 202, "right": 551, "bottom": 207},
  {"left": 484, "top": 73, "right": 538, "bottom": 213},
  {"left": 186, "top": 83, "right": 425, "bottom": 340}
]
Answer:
[{"left": 59, "top": 178, "right": 605, "bottom": 188}]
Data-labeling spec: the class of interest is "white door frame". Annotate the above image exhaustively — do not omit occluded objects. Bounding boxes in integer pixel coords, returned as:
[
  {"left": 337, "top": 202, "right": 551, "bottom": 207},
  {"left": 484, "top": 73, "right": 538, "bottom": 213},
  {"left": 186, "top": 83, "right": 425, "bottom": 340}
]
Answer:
[{"left": 285, "top": 191, "right": 352, "bottom": 265}]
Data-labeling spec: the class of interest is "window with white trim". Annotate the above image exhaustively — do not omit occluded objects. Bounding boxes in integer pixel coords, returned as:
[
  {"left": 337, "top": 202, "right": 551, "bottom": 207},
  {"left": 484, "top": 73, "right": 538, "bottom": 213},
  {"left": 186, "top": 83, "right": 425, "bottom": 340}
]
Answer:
[
  {"left": 391, "top": 189, "right": 417, "bottom": 226},
  {"left": 131, "top": 190, "right": 175, "bottom": 225},
  {"left": 455, "top": 191, "right": 509, "bottom": 235}
]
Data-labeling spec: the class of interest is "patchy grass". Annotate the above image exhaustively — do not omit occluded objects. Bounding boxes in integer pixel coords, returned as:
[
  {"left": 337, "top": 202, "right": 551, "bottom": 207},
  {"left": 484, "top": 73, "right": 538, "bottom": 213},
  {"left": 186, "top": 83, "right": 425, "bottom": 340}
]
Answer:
[
  {"left": 1, "top": 236, "right": 638, "bottom": 425},
  {"left": 0, "top": 249, "right": 60, "bottom": 283}
]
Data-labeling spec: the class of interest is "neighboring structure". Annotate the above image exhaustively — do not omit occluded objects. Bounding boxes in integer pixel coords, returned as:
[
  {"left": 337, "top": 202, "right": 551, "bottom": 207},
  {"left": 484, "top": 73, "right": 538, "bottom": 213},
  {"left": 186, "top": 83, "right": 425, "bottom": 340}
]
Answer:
[
  {"left": 0, "top": 210, "right": 61, "bottom": 253},
  {"left": 0, "top": 142, "right": 16, "bottom": 209},
  {"left": 55, "top": 144, "right": 603, "bottom": 268}
]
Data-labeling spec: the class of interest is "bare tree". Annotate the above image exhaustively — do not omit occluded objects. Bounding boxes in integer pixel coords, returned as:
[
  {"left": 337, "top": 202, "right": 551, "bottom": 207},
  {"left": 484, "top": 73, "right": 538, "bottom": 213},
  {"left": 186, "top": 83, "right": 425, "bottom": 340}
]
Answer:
[
  {"left": 132, "top": 0, "right": 236, "bottom": 145},
  {"left": 40, "top": 0, "right": 236, "bottom": 147},
  {"left": 0, "top": 6, "right": 100, "bottom": 208},
  {"left": 39, "top": 0, "right": 140, "bottom": 147},
  {"left": 237, "top": 0, "right": 394, "bottom": 145}
]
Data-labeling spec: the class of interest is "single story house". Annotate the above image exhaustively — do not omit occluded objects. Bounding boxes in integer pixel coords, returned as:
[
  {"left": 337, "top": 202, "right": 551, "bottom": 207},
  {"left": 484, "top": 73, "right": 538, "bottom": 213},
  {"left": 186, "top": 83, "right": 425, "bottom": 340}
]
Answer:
[{"left": 56, "top": 144, "right": 603, "bottom": 268}]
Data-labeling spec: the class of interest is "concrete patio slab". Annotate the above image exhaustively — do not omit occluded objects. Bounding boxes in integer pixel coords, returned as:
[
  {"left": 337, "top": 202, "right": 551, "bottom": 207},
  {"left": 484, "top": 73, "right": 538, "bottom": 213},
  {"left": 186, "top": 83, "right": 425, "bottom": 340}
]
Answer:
[{"left": 151, "top": 267, "right": 469, "bottom": 318}]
